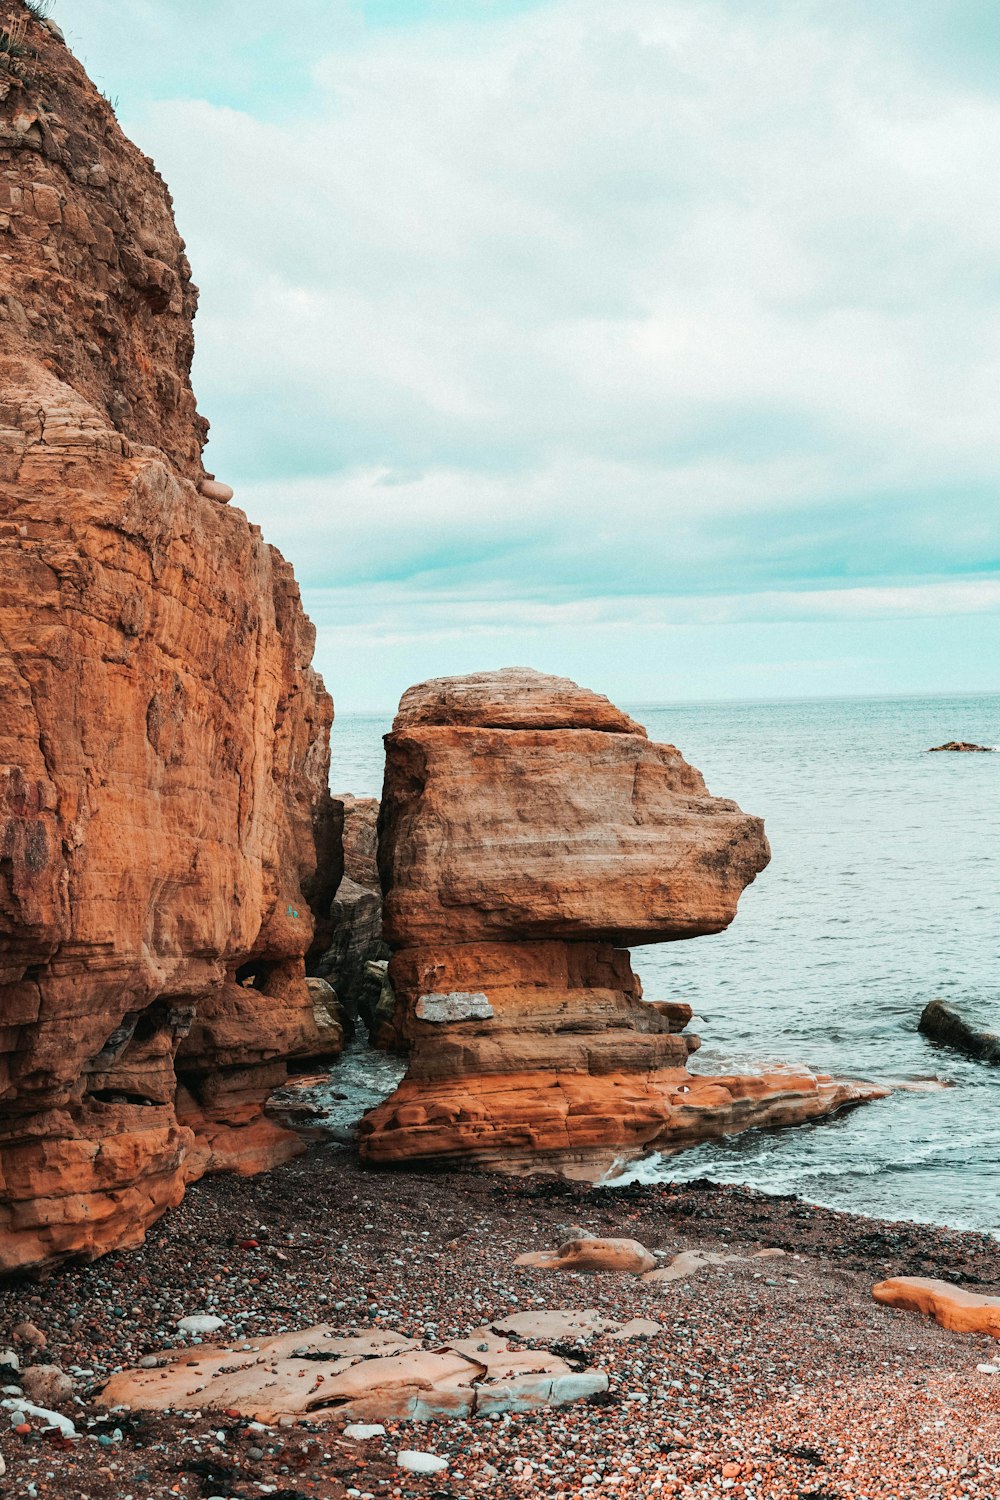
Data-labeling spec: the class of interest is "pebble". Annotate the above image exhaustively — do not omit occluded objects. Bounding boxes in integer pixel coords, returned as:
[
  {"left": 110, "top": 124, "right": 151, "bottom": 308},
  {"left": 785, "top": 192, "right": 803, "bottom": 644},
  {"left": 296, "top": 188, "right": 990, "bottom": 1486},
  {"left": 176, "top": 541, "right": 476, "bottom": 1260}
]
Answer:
[
  {"left": 176, "top": 1315, "right": 225, "bottom": 1334},
  {"left": 12, "top": 1322, "right": 46, "bottom": 1350},
  {"left": 397, "top": 1449, "right": 449, "bottom": 1474}
]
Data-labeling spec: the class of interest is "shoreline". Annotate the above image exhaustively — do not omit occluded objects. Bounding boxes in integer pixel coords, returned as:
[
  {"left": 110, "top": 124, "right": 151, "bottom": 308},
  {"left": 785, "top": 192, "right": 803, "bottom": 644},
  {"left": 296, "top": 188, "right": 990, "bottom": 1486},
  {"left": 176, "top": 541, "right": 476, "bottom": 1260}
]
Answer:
[{"left": 1, "top": 1145, "right": 998, "bottom": 1498}]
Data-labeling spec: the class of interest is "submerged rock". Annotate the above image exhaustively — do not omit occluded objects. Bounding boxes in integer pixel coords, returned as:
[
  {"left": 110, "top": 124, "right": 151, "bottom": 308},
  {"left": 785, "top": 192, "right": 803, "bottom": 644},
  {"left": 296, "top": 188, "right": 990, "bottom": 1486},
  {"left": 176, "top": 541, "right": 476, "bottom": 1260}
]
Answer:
[
  {"left": 918, "top": 1000, "right": 1000, "bottom": 1065},
  {"left": 927, "top": 742, "right": 994, "bottom": 752},
  {"left": 360, "top": 668, "right": 887, "bottom": 1174}
]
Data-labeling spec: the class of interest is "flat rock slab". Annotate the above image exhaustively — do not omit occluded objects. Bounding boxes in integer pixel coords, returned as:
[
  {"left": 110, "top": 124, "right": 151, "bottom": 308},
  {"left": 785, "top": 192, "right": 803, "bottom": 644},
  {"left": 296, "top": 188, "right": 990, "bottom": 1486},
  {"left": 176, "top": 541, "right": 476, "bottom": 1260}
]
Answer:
[
  {"left": 642, "top": 1247, "right": 785, "bottom": 1284},
  {"left": 98, "top": 1324, "right": 608, "bottom": 1423},
  {"left": 517, "top": 1237, "right": 657, "bottom": 1275},
  {"left": 486, "top": 1310, "right": 663, "bottom": 1342},
  {"left": 872, "top": 1277, "right": 1000, "bottom": 1337}
]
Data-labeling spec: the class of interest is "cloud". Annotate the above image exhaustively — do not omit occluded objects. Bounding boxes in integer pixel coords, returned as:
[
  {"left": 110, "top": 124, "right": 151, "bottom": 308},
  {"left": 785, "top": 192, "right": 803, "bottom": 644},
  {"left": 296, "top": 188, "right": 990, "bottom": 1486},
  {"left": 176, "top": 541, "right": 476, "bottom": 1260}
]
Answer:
[{"left": 50, "top": 0, "right": 1000, "bottom": 704}]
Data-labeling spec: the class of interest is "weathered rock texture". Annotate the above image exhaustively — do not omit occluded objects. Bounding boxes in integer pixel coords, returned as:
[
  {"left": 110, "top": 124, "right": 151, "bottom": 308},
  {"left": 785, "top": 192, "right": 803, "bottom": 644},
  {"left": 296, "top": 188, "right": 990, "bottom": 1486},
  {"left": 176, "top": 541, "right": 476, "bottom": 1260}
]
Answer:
[
  {"left": 99, "top": 1322, "right": 611, "bottom": 1423},
  {"left": 0, "top": 5, "right": 339, "bottom": 1271},
  {"left": 872, "top": 1277, "right": 1000, "bottom": 1337},
  {"left": 360, "top": 669, "right": 886, "bottom": 1173},
  {"left": 314, "top": 795, "right": 390, "bottom": 1038},
  {"left": 919, "top": 1000, "right": 1000, "bottom": 1065}
]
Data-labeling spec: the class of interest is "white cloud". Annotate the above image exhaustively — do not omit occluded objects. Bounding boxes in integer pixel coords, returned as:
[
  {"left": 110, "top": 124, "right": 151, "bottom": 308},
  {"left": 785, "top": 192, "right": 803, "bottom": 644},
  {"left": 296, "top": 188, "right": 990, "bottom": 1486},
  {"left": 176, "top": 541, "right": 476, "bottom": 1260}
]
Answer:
[{"left": 83, "top": 0, "right": 1000, "bottom": 702}]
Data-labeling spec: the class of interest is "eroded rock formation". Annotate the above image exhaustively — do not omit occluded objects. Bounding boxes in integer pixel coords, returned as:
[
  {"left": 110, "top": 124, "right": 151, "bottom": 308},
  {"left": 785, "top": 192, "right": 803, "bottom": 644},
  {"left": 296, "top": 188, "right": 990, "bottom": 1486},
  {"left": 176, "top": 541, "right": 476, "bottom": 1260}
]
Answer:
[
  {"left": 0, "top": 5, "right": 340, "bottom": 1270},
  {"left": 360, "top": 669, "right": 886, "bottom": 1173},
  {"left": 314, "top": 795, "right": 389, "bottom": 1038}
]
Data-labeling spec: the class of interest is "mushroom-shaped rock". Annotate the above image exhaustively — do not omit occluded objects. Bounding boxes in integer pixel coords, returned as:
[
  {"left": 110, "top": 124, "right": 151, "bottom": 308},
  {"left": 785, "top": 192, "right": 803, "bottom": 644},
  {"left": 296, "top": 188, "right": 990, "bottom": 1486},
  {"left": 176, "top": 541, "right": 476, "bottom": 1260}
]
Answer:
[{"left": 360, "top": 669, "right": 886, "bottom": 1174}]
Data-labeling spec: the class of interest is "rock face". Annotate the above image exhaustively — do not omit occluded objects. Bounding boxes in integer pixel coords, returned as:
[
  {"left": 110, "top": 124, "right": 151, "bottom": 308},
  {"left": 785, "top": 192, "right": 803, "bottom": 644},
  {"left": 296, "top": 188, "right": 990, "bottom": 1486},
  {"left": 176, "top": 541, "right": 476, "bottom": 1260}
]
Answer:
[
  {"left": 360, "top": 669, "right": 887, "bottom": 1173},
  {"left": 314, "top": 795, "right": 390, "bottom": 1037},
  {"left": 0, "top": 8, "right": 339, "bottom": 1271}
]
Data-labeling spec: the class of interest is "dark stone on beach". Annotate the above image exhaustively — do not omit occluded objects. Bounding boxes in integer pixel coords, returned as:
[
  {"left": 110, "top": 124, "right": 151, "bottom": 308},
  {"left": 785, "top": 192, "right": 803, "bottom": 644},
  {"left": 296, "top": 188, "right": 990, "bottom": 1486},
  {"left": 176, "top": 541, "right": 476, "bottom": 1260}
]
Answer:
[
  {"left": 918, "top": 999, "right": 1000, "bottom": 1065},
  {"left": 927, "top": 741, "right": 993, "bottom": 752}
]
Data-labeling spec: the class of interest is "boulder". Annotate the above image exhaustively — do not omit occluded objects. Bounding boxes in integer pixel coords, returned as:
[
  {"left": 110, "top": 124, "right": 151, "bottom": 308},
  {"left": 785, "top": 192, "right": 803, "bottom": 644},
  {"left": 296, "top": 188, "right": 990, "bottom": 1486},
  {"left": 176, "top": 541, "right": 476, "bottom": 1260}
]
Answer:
[
  {"left": 918, "top": 1000, "right": 1000, "bottom": 1065},
  {"left": 516, "top": 1237, "right": 657, "bottom": 1275},
  {"left": 872, "top": 1277, "right": 1000, "bottom": 1337},
  {"left": 360, "top": 669, "right": 887, "bottom": 1172},
  {"left": 0, "top": 23, "right": 339, "bottom": 1270},
  {"left": 20, "top": 1365, "right": 74, "bottom": 1408}
]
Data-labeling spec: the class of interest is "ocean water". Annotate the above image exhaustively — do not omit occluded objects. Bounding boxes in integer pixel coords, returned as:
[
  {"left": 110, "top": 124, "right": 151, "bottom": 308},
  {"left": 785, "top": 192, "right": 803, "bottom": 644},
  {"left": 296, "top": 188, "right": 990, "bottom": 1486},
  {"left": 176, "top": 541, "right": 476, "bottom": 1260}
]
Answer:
[{"left": 329, "top": 694, "right": 999, "bottom": 1235}]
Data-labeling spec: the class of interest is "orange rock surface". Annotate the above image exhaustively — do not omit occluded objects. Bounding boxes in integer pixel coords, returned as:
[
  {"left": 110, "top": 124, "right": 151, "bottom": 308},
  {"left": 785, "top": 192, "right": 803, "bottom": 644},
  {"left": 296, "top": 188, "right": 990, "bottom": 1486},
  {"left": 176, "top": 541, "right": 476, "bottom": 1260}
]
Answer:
[
  {"left": 872, "top": 1277, "right": 1000, "bottom": 1337},
  {"left": 98, "top": 1324, "right": 609, "bottom": 1422},
  {"left": 0, "top": 10, "right": 339, "bottom": 1270},
  {"left": 360, "top": 669, "right": 886, "bottom": 1171}
]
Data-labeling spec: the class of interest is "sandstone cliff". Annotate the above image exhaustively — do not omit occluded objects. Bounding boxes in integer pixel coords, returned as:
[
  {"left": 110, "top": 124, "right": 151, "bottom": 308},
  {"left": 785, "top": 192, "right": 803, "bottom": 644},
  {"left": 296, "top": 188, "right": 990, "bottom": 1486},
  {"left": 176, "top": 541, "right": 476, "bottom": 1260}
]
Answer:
[
  {"left": 0, "top": 4, "right": 340, "bottom": 1270},
  {"left": 360, "top": 669, "right": 886, "bottom": 1173}
]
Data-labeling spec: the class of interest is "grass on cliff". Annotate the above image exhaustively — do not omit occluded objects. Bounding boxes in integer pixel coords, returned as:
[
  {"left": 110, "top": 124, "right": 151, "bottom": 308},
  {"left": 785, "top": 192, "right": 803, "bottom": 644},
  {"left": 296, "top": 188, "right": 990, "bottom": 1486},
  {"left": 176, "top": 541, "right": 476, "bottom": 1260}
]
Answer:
[
  {"left": 0, "top": 21, "right": 30, "bottom": 63},
  {"left": 22, "top": 1, "right": 51, "bottom": 20}
]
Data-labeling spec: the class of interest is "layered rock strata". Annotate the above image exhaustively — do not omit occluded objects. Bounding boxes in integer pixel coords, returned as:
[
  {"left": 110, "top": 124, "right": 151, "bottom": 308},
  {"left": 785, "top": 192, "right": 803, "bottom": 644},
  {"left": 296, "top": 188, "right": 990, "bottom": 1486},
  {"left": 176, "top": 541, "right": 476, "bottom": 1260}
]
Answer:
[
  {"left": 0, "top": 6, "right": 339, "bottom": 1270},
  {"left": 360, "top": 669, "right": 885, "bottom": 1173},
  {"left": 314, "top": 795, "right": 390, "bottom": 1039}
]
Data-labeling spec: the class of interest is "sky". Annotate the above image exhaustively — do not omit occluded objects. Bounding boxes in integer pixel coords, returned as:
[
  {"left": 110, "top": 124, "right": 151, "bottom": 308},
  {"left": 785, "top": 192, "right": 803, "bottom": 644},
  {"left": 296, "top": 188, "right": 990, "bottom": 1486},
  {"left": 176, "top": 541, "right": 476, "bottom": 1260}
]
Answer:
[{"left": 50, "top": 0, "right": 1000, "bottom": 710}]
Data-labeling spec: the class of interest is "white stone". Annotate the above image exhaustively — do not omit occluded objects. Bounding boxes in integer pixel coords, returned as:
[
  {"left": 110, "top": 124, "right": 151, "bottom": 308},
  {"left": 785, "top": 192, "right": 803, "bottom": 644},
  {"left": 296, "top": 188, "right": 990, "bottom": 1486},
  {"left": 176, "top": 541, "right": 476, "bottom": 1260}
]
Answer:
[
  {"left": 1, "top": 1398, "right": 75, "bottom": 1437},
  {"left": 976, "top": 1363, "right": 1000, "bottom": 1374},
  {"left": 176, "top": 1315, "right": 225, "bottom": 1335},
  {"left": 397, "top": 1450, "right": 449, "bottom": 1474},
  {"left": 415, "top": 992, "right": 493, "bottom": 1023},
  {"left": 344, "top": 1423, "right": 386, "bottom": 1440}
]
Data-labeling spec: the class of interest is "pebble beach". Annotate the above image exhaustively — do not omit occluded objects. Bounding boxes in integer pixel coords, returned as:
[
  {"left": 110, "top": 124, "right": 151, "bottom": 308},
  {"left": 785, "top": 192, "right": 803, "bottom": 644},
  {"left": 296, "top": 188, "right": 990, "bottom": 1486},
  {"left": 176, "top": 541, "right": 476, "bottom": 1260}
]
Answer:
[{"left": 1, "top": 1147, "right": 998, "bottom": 1500}]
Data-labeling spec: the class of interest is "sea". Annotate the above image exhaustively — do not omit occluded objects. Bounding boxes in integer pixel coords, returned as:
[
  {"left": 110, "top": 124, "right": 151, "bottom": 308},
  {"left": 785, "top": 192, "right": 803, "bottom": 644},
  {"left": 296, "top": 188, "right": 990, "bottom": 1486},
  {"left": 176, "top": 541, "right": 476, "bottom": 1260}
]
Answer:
[{"left": 329, "top": 694, "right": 999, "bottom": 1236}]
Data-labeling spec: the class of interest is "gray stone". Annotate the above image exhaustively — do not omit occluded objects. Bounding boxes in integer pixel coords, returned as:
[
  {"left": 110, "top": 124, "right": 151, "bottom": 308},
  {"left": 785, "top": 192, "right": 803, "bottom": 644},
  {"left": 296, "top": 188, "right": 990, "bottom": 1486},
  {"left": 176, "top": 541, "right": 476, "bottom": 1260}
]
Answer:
[{"left": 415, "top": 992, "right": 494, "bottom": 1024}]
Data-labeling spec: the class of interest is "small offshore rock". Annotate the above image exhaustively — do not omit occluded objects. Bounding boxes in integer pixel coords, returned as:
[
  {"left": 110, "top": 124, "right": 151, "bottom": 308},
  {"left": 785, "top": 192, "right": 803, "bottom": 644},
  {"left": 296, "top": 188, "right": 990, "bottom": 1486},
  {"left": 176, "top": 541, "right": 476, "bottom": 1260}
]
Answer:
[
  {"left": 517, "top": 1237, "right": 657, "bottom": 1275},
  {"left": 927, "top": 741, "right": 993, "bottom": 752},
  {"left": 918, "top": 999, "right": 1000, "bottom": 1065}
]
